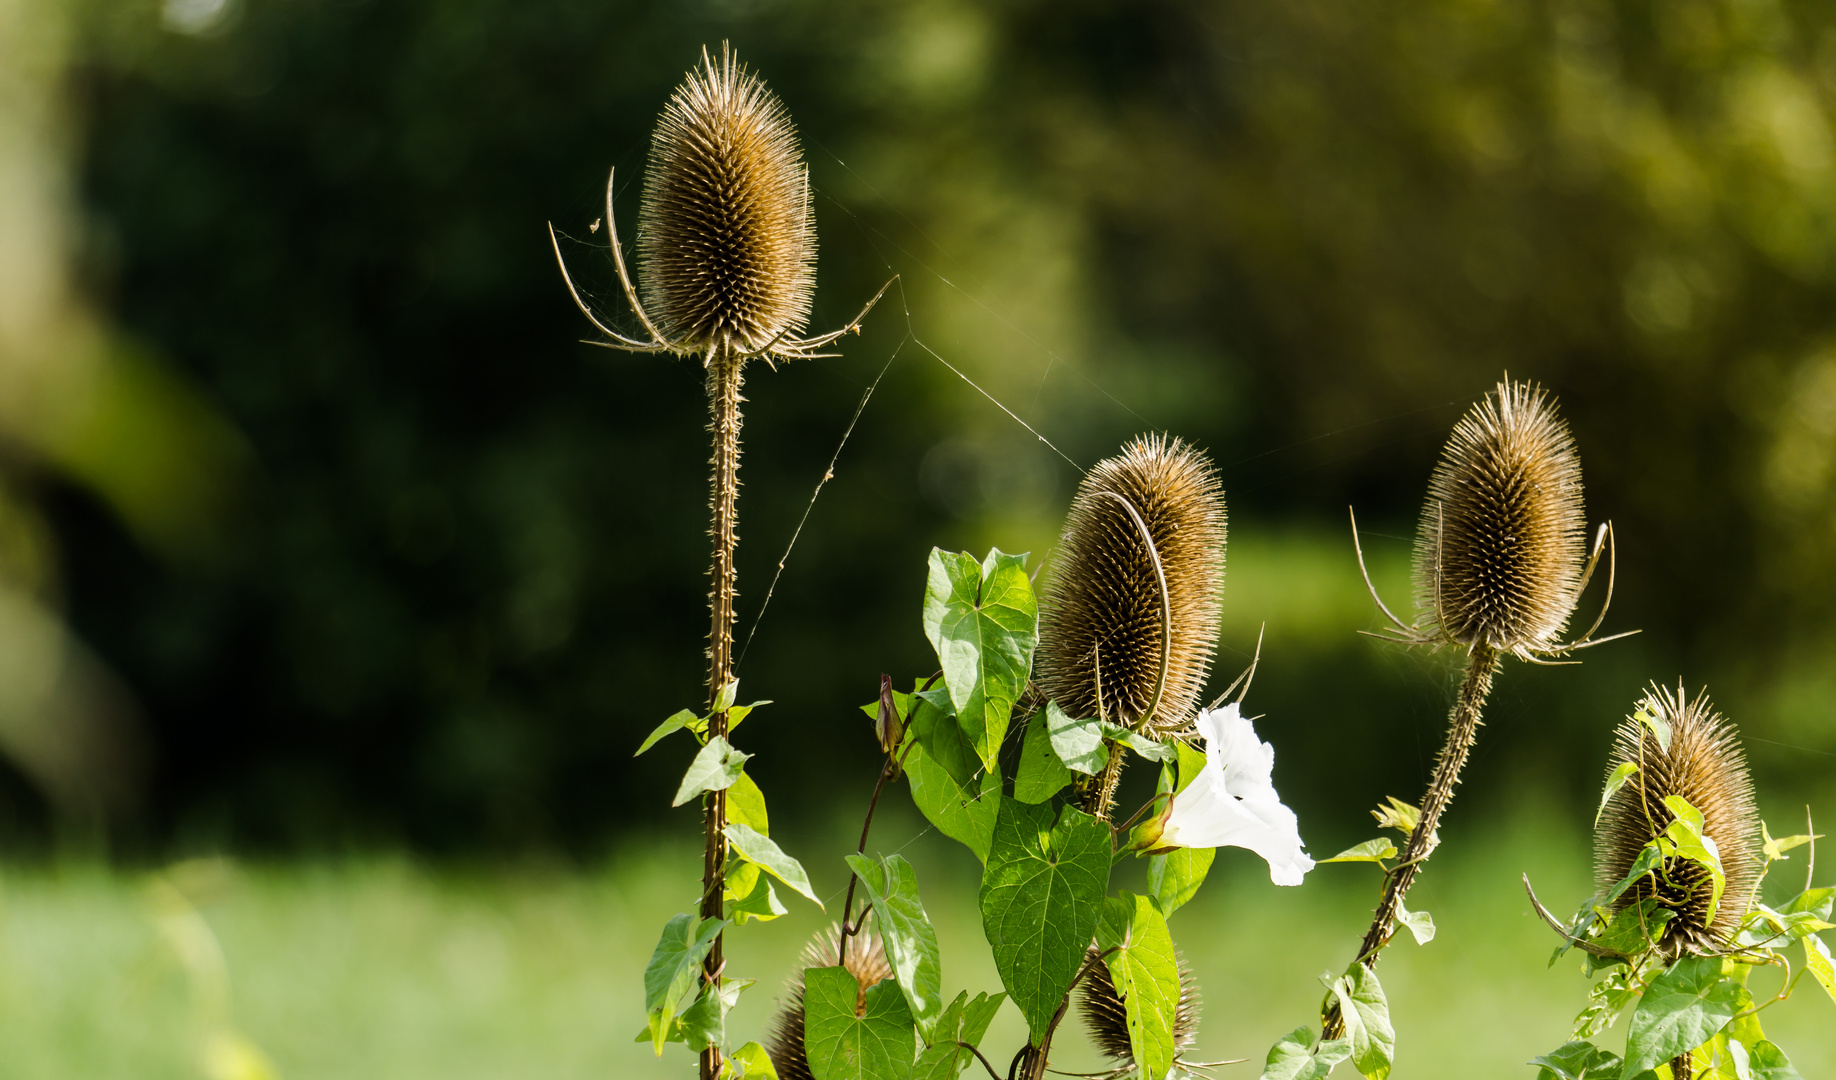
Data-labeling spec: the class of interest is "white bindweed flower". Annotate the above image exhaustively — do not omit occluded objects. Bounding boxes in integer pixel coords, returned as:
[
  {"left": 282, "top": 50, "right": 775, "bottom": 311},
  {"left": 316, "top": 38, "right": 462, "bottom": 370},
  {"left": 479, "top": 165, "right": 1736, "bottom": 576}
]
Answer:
[{"left": 1148, "top": 703, "right": 1314, "bottom": 886}]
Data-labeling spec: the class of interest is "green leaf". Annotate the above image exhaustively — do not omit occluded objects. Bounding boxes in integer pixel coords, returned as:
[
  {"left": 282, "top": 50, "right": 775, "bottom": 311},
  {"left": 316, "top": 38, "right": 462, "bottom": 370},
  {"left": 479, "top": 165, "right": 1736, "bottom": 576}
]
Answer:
[
  {"left": 1761, "top": 825, "right": 1818, "bottom": 861},
  {"left": 674, "top": 736, "right": 752, "bottom": 807},
  {"left": 1330, "top": 963, "right": 1396, "bottom": 1080},
  {"left": 1148, "top": 847, "right": 1215, "bottom": 918},
  {"left": 1095, "top": 892, "right": 1182, "bottom": 1080},
  {"left": 1098, "top": 721, "right": 1175, "bottom": 762},
  {"left": 846, "top": 854, "right": 945, "bottom": 1042},
  {"left": 1747, "top": 1041, "right": 1805, "bottom": 1080},
  {"left": 922, "top": 549, "right": 1039, "bottom": 772},
  {"left": 1531, "top": 1040, "right": 1624, "bottom": 1080},
  {"left": 911, "top": 992, "right": 1005, "bottom": 1080},
  {"left": 678, "top": 977, "right": 754, "bottom": 1051},
  {"left": 731, "top": 1042, "right": 781, "bottom": 1080},
  {"left": 1623, "top": 955, "right": 1751, "bottom": 1076},
  {"left": 804, "top": 966, "right": 918, "bottom": 1080},
  {"left": 907, "top": 739, "right": 999, "bottom": 863},
  {"left": 727, "top": 868, "right": 787, "bottom": 925},
  {"left": 725, "top": 823, "right": 822, "bottom": 908},
  {"left": 1572, "top": 966, "right": 1638, "bottom": 1041},
  {"left": 1605, "top": 843, "right": 1668, "bottom": 905},
  {"left": 1783, "top": 887, "right": 1834, "bottom": 921},
  {"left": 1636, "top": 705, "right": 1671, "bottom": 753},
  {"left": 1590, "top": 899, "right": 1675, "bottom": 957},
  {"left": 1260, "top": 1027, "right": 1352, "bottom": 1080},
  {"left": 1323, "top": 839, "right": 1398, "bottom": 864},
  {"left": 715, "top": 679, "right": 739, "bottom": 713},
  {"left": 908, "top": 684, "right": 976, "bottom": 786},
  {"left": 1660, "top": 796, "right": 1727, "bottom": 926},
  {"left": 1174, "top": 741, "right": 1206, "bottom": 790},
  {"left": 1395, "top": 901, "right": 1435, "bottom": 946},
  {"left": 1015, "top": 710, "right": 1073, "bottom": 804},
  {"left": 725, "top": 701, "right": 770, "bottom": 733},
  {"left": 728, "top": 772, "right": 770, "bottom": 834},
  {"left": 643, "top": 914, "right": 729, "bottom": 1055},
  {"left": 979, "top": 797, "right": 1112, "bottom": 1040},
  {"left": 1595, "top": 762, "right": 1640, "bottom": 829},
  {"left": 638, "top": 709, "right": 703, "bottom": 756},
  {"left": 1044, "top": 701, "right": 1109, "bottom": 775},
  {"left": 1803, "top": 933, "right": 1836, "bottom": 1006}
]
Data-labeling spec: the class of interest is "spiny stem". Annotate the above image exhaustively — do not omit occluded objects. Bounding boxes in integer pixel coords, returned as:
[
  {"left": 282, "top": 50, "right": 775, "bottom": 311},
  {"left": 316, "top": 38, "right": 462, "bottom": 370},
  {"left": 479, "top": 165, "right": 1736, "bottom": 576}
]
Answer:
[
  {"left": 700, "top": 343, "right": 745, "bottom": 1080},
  {"left": 1081, "top": 741, "right": 1128, "bottom": 821},
  {"left": 1323, "top": 643, "right": 1499, "bottom": 1039},
  {"left": 1672, "top": 1052, "right": 1693, "bottom": 1079}
]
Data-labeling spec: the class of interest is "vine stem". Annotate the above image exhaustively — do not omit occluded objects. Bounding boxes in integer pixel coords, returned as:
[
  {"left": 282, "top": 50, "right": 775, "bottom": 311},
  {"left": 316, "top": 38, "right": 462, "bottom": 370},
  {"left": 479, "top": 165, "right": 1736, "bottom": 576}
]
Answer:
[
  {"left": 1323, "top": 643, "right": 1499, "bottom": 1039},
  {"left": 700, "top": 343, "right": 745, "bottom": 1080}
]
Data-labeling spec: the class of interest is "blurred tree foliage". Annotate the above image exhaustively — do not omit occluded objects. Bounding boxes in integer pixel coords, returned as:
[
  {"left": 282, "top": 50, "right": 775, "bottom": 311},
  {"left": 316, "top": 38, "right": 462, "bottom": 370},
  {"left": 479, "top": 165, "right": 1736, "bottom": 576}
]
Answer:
[{"left": 10, "top": 0, "right": 1830, "bottom": 851}]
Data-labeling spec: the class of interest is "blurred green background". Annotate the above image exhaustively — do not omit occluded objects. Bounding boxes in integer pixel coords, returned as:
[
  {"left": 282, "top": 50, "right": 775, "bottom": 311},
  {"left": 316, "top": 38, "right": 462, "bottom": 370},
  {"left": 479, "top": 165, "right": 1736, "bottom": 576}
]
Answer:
[{"left": 0, "top": 0, "right": 1833, "bottom": 1075}]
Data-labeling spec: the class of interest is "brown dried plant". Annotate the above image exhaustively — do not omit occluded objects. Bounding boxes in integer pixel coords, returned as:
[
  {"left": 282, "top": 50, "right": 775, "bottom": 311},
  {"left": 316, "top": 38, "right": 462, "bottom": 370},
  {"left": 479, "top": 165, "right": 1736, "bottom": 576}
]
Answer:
[
  {"left": 1037, "top": 433, "right": 1227, "bottom": 734},
  {"left": 549, "top": 43, "right": 890, "bottom": 1080},
  {"left": 767, "top": 924, "right": 894, "bottom": 1080},
  {"left": 1327, "top": 377, "right": 1633, "bottom": 1039},
  {"left": 1035, "top": 433, "right": 1227, "bottom": 820},
  {"left": 1596, "top": 683, "right": 1762, "bottom": 957}
]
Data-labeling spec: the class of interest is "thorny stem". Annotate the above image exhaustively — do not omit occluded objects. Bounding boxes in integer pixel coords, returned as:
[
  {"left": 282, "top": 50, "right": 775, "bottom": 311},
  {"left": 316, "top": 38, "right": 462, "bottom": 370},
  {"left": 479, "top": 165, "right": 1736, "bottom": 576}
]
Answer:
[
  {"left": 701, "top": 343, "right": 745, "bottom": 1080},
  {"left": 1323, "top": 644, "right": 1500, "bottom": 1040},
  {"left": 1083, "top": 741, "right": 1129, "bottom": 822},
  {"left": 1671, "top": 1052, "right": 1693, "bottom": 1079}
]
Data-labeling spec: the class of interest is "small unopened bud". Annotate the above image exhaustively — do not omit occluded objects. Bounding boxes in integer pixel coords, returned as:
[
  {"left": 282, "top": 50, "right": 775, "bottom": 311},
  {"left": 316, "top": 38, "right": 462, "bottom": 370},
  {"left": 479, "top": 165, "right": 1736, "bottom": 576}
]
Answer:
[{"left": 873, "top": 674, "right": 904, "bottom": 763}]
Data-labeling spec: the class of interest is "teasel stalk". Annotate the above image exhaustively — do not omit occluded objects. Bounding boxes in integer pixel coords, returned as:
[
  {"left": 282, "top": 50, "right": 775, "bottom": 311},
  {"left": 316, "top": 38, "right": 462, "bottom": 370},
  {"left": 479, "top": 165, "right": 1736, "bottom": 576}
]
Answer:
[
  {"left": 767, "top": 924, "right": 894, "bottom": 1080},
  {"left": 549, "top": 43, "right": 888, "bottom": 1080},
  {"left": 1328, "top": 378, "right": 1631, "bottom": 1038},
  {"left": 1036, "top": 434, "right": 1227, "bottom": 821},
  {"left": 1595, "top": 684, "right": 1761, "bottom": 958}
]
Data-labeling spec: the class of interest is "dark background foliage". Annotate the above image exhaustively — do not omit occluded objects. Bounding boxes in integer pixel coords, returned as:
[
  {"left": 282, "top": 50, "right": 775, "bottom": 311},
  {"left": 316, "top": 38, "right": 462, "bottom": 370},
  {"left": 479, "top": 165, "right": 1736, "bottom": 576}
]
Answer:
[{"left": 6, "top": 0, "right": 1831, "bottom": 854}]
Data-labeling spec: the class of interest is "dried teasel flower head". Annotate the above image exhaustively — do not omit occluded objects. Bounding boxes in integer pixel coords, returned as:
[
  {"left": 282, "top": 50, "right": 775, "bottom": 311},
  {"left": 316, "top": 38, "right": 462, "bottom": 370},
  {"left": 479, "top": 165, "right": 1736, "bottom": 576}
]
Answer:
[
  {"left": 636, "top": 42, "right": 816, "bottom": 357},
  {"left": 767, "top": 923, "right": 893, "bottom": 1080},
  {"left": 1037, "top": 434, "right": 1227, "bottom": 734},
  {"left": 1410, "top": 378, "right": 1591, "bottom": 655},
  {"left": 1078, "top": 944, "right": 1201, "bottom": 1076},
  {"left": 1595, "top": 683, "right": 1761, "bottom": 957}
]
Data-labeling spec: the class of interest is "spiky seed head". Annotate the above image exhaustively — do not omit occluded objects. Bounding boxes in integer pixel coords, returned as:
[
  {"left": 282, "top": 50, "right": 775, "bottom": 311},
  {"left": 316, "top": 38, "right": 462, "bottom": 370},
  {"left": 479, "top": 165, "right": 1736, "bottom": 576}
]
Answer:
[
  {"left": 1078, "top": 944, "right": 1200, "bottom": 1071},
  {"left": 1413, "top": 378, "right": 1588, "bottom": 653},
  {"left": 767, "top": 924, "right": 893, "bottom": 1080},
  {"left": 1595, "top": 684, "right": 1761, "bottom": 956},
  {"left": 637, "top": 43, "right": 816, "bottom": 356},
  {"left": 1037, "top": 434, "right": 1226, "bottom": 734}
]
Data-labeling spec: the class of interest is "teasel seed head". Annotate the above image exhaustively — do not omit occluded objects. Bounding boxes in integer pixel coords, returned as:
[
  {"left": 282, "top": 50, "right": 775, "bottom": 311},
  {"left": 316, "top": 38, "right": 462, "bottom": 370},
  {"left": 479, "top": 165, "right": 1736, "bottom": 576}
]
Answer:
[
  {"left": 767, "top": 923, "right": 893, "bottom": 1080},
  {"left": 636, "top": 43, "right": 816, "bottom": 357},
  {"left": 1078, "top": 943, "right": 1201, "bottom": 1074},
  {"left": 1413, "top": 378, "right": 1588, "bottom": 655},
  {"left": 1595, "top": 683, "right": 1761, "bottom": 956},
  {"left": 1037, "top": 434, "right": 1227, "bottom": 734}
]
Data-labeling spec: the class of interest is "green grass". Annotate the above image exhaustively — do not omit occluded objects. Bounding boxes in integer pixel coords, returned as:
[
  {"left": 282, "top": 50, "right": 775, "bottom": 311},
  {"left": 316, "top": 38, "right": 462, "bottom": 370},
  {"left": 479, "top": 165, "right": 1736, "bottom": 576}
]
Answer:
[{"left": 1, "top": 801, "right": 1831, "bottom": 1079}]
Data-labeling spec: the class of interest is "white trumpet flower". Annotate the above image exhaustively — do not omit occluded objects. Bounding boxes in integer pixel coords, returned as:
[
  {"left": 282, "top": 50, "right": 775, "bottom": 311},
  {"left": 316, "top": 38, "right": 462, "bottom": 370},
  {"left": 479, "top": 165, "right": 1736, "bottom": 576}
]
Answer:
[{"left": 1142, "top": 703, "right": 1314, "bottom": 886}]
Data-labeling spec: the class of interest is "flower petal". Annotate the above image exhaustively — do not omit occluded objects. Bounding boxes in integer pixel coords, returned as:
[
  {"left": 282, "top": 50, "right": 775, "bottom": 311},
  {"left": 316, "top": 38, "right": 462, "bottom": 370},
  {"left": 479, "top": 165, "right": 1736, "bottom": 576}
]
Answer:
[{"left": 1163, "top": 706, "right": 1314, "bottom": 886}]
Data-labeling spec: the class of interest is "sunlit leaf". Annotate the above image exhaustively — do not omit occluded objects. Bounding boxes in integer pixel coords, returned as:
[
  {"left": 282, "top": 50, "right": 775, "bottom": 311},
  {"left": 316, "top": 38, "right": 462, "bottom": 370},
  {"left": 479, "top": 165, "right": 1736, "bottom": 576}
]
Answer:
[
  {"left": 1395, "top": 901, "right": 1435, "bottom": 946},
  {"left": 846, "top": 854, "right": 945, "bottom": 1041},
  {"left": 1322, "top": 839, "right": 1397, "bottom": 864},
  {"left": 1762, "top": 823, "right": 1820, "bottom": 862},
  {"left": 730, "top": 1041, "right": 781, "bottom": 1080},
  {"left": 1259, "top": 1026, "right": 1350, "bottom": 1080},
  {"left": 1095, "top": 892, "right": 1182, "bottom": 1080},
  {"left": 643, "top": 914, "right": 729, "bottom": 1055},
  {"left": 1590, "top": 899, "right": 1674, "bottom": 957},
  {"left": 1330, "top": 963, "right": 1395, "bottom": 1080},
  {"left": 922, "top": 549, "right": 1038, "bottom": 772},
  {"left": 1044, "top": 701, "right": 1109, "bottom": 775},
  {"left": 1803, "top": 933, "right": 1836, "bottom": 1006},
  {"left": 637, "top": 709, "right": 703, "bottom": 756},
  {"left": 727, "top": 772, "right": 769, "bottom": 834},
  {"left": 725, "top": 823, "right": 822, "bottom": 908},
  {"left": 727, "top": 868, "right": 787, "bottom": 925},
  {"left": 1605, "top": 843, "right": 1667, "bottom": 905},
  {"left": 906, "top": 738, "right": 999, "bottom": 863},
  {"left": 979, "top": 797, "right": 1111, "bottom": 1039},
  {"left": 1014, "top": 710, "right": 1073, "bottom": 804},
  {"left": 1623, "top": 955, "right": 1750, "bottom": 1076},
  {"left": 673, "top": 736, "right": 751, "bottom": 807},
  {"left": 715, "top": 679, "right": 739, "bottom": 713},
  {"left": 1530, "top": 1039, "right": 1623, "bottom": 1080},
  {"left": 1595, "top": 762, "right": 1639, "bottom": 830},
  {"left": 804, "top": 966, "right": 918, "bottom": 1080},
  {"left": 1747, "top": 1040, "right": 1806, "bottom": 1080}
]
